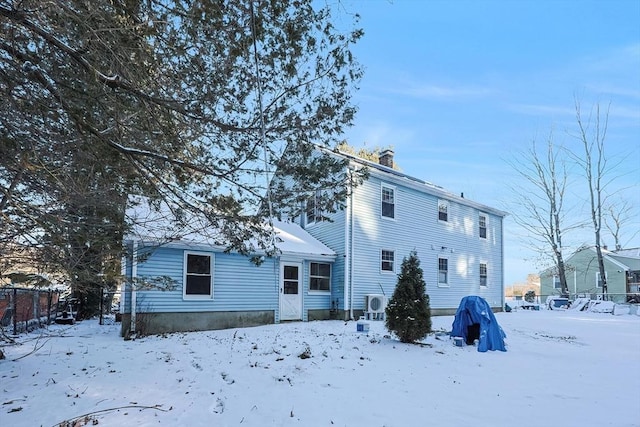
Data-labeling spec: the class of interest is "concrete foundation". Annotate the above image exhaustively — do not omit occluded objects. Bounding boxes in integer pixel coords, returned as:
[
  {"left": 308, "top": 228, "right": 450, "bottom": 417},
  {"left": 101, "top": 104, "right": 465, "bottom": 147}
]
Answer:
[
  {"left": 120, "top": 310, "right": 274, "bottom": 337},
  {"left": 119, "top": 305, "right": 505, "bottom": 337}
]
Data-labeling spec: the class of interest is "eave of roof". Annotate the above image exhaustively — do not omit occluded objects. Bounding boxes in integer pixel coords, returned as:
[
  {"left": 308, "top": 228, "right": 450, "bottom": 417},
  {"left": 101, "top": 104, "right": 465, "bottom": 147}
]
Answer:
[{"left": 324, "top": 146, "right": 508, "bottom": 217}]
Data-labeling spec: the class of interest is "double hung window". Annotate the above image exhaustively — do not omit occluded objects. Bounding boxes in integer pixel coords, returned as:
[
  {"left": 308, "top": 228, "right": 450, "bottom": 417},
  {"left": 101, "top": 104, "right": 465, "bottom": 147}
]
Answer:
[{"left": 184, "top": 252, "right": 213, "bottom": 298}]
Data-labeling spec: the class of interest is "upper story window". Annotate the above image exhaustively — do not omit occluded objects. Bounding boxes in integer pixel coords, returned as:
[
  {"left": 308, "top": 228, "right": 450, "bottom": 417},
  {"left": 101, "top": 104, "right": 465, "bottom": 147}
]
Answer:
[
  {"left": 184, "top": 251, "right": 213, "bottom": 299},
  {"left": 381, "top": 185, "right": 395, "bottom": 219},
  {"left": 438, "top": 200, "right": 448, "bottom": 222},
  {"left": 479, "top": 214, "right": 487, "bottom": 239},
  {"left": 381, "top": 250, "right": 395, "bottom": 272},
  {"left": 553, "top": 275, "right": 561, "bottom": 289},
  {"left": 438, "top": 257, "right": 448, "bottom": 285},
  {"left": 480, "top": 263, "right": 488, "bottom": 287},
  {"left": 306, "top": 190, "right": 322, "bottom": 225},
  {"left": 309, "top": 262, "right": 331, "bottom": 292}
]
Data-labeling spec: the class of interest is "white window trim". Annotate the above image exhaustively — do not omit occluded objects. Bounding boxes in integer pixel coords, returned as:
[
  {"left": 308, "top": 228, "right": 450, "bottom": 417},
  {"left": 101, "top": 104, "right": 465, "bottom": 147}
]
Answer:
[
  {"left": 306, "top": 190, "right": 322, "bottom": 226},
  {"left": 437, "top": 255, "right": 449, "bottom": 287},
  {"left": 553, "top": 275, "right": 561, "bottom": 289},
  {"left": 308, "top": 262, "right": 331, "bottom": 294},
  {"left": 183, "top": 251, "right": 214, "bottom": 300},
  {"left": 381, "top": 249, "right": 395, "bottom": 273},
  {"left": 479, "top": 213, "right": 488, "bottom": 239},
  {"left": 381, "top": 183, "right": 396, "bottom": 220},
  {"left": 596, "top": 272, "right": 607, "bottom": 288},
  {"left": 438, "top": 200, "right": 449, "bottom": 223},
  {"left": 480, "top": 262, "right": 488, "bottom": 287}
]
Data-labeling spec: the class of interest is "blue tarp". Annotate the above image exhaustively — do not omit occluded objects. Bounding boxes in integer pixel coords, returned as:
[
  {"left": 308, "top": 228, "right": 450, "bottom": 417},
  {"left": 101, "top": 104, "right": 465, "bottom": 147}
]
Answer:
[{"left": 450, "top": 296, "right": 507, "bottom": 352}]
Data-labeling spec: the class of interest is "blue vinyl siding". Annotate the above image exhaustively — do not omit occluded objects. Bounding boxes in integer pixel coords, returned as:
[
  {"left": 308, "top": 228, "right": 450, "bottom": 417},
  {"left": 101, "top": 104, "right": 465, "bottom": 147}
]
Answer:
[
  {"left": 303, "top": 260, "right": 333, "bottom": 313},
  {"left": 349, "top": 172, "right": 504, "bottom": 311},
  {"left": 303, "top": 207, "right": 347, "bottom": 309},
  {"left": 130, "top": 246, "right": 279, "bottom": 313}
]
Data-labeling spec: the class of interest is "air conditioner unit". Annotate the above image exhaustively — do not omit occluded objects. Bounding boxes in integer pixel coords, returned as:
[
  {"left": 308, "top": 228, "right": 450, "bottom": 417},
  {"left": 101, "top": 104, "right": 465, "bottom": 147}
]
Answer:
[{"left": 365, "top": 294, "right": 386, "bottom": 320}]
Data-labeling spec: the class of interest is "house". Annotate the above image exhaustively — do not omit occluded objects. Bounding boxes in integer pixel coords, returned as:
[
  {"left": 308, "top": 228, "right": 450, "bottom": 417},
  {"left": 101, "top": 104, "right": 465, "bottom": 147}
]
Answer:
[
  {"left": 120, "top": 200, "right": 337, "bottom": 336},
  {"left": 120, "top": 147, "right": 507, "bottom": 336},
  {"left": 275, "top": 148, "right": 508, "bottom": 318},
  {"left": 539, "top": 246, "right": 640, "bottom": 303}
]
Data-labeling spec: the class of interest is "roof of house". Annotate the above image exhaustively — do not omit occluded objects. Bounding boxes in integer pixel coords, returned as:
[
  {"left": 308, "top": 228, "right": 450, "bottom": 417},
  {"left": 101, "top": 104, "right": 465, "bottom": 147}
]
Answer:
[
  {"left": 540, "top": 246, "right": 640, "bottom": 275},
  {"left": 608, "top": 248, "right": 640, "bottom": 271},
  {"left": 329, "top": 147, "right": 508, "bottom": 217},
  {"left": 125, "top": 196, "right": 335, "bottom": 258}
]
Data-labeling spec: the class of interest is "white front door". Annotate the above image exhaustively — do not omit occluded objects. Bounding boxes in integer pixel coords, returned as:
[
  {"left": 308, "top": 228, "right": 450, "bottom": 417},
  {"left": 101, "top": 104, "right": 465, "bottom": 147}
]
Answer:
[{"left": 280, "top": 262, "right": 302, "bottom": 321}]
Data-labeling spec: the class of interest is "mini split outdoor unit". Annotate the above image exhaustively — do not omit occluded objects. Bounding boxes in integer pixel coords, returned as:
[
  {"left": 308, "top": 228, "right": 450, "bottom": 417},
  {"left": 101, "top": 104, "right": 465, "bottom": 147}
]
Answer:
[{"left": 365, "top": 294, "right": 386, "bottom": 320}]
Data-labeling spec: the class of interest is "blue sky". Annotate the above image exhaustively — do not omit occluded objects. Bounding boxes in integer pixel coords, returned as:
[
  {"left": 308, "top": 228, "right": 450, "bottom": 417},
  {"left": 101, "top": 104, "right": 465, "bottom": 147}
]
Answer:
[{"left": 339, "top": 0, "right": 640, "bottom": 285}]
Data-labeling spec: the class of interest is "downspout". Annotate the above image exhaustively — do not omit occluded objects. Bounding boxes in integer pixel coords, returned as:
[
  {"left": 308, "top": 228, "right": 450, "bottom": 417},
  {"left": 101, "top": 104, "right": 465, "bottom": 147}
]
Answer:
[
  {"left": 344, "top": 169, "right": 351, "bottom": 321},
  {"left": 501, "top": 217, "right": 505, "bottom": 307},
  {"left": 130, "top": 241, "right": 138, "bottom": 335},
  {"left": 349, "top": 169, "right": 356, "bottom": 321}
]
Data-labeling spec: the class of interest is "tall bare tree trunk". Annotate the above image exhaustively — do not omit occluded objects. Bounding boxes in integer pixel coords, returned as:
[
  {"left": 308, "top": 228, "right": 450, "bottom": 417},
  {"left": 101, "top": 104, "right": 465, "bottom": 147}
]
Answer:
[
  {"left": 508, "top": 133, "right": 576, "bottom": 296},
  {"left": 573, "top": 101, "right": 610, "bottom": 298}
]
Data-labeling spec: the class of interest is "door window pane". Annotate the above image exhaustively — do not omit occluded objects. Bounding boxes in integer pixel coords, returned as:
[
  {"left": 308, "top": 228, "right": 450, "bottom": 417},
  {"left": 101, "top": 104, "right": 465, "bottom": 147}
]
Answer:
[{"left": 284, "top": 266, "right": 299, "bottom": 294}]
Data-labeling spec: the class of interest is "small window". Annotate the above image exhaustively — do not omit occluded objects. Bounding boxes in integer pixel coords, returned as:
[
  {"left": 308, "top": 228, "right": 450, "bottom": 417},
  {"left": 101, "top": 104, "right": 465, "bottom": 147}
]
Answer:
[
  {"left": 309, "top": 262, "right": 331, "bottom": 292},
  {"left": 184, "top": 252, "right": 213, "bottom": 298},
  {"left": 479, "top": 214, "right": 487, "bottom": 239},
  {"left": 306, "top": 190, "right": 322, "bottom": 225},
  {"left": 381, "top": 185, "right": 395, "bottom": 219},
  {"left": 553, "top": 275, "right": 561, "bottom": 289},
  {"left": 438, "top": 257, "right": 448, "bottom": 285},
  {"left": 438, "top": 200, "right": 448, "bottom": 222},
  {"left": 596, "top": 272, "right": 607, "bottom": 288},
  {"left": 381, "top": 250, "right": 395, "bottom": 272},
  {"left": 480, "top": 263, "right": 488, "bottom": 287}
]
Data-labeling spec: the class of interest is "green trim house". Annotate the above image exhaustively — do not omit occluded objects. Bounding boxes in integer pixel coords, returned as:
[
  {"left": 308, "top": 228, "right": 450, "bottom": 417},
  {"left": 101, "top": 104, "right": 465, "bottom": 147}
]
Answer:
[{"left": 539, "top": 247, "right": 640, "bottom": 303}]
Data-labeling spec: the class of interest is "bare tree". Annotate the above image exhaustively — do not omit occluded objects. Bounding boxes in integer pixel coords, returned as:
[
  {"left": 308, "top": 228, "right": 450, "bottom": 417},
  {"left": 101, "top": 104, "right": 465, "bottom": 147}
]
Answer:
[
  {"left": 604, "top": 199, "right": 638, "bottom": 251},
  {"left": 508, "top": 133, "right": 579, "bottom": 295},
  {"left": 571, "top": 101, "right": 613, "bottom": 297}
]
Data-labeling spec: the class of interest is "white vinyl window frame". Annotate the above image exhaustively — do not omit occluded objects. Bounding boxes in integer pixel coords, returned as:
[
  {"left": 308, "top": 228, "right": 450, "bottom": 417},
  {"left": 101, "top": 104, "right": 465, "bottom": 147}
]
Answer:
[
  {"left": 479, "top": 213, "right": 488, "bottom": 239},
  {"left": 553, "top": 275, "right": 561, "bottom": 289},
  {"left": 480, "top": 263, "right": 488, "bottom": 287},
  {"left": 438, "top": 256, "right": 449, "bottom": 287},
  {"left": 596, "top": 272, "right": 607, "bottom": 288},
  {"left": 381, "top": 249, "right": 395, "bottom": 273},
  {"left": 438, "top": 200, "right": 449, "bottom": 222},
  {"left": 305, "top": 190, "right": 322, "bottom": 226},
  {"left": 309, "top": 262, "right": 331, "bottom": 293},
  {"left": 183, "top": 251, "right": 214, "bottom": 300},
  {"left": 381, "top": 184, "right": 396, "bottom": 219}
]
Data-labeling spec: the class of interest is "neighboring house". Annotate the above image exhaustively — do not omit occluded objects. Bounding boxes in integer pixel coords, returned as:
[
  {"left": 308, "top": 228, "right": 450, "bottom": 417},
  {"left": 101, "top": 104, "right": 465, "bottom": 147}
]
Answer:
[
  {"left": 275, "top": 148, "right": 508, "bottom": 318},
  {"left": 120, "top": 202, "right": 336, "bottom": 336},
  {"left": 539, "top": 247, "right": 640, "bottom": 303}
]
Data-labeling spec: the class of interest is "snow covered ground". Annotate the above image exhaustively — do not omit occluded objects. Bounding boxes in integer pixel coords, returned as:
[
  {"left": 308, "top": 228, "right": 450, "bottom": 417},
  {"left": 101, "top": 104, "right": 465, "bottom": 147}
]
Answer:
[{"left": 2, "top": 309, "right": 639, "bottom": 427}]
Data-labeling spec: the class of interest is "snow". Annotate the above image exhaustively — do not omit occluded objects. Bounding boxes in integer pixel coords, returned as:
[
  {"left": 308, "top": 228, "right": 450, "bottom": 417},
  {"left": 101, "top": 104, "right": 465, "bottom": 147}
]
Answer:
[
  {"left": 2, "top": 310, "right": 639, "bottom": 427},
  {"left": 126, "top": 195, "right": 334, "bottom": 257},
  {"left": 270, "top": 220, "right": 335, "bottom": 257}
]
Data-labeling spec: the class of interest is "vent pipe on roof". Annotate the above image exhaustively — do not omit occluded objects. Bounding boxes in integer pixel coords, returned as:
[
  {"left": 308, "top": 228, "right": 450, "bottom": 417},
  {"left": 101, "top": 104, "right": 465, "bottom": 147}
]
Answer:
[{"left": 379, "top": 149, "right": 394, "bottom": 168}]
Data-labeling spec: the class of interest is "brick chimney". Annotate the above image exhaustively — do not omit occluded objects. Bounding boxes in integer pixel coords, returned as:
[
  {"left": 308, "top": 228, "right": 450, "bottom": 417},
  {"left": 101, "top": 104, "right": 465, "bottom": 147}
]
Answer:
[{"left": 379, "top": 149, "right": 394, "bottom": 168}]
